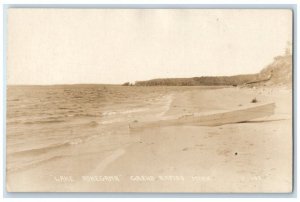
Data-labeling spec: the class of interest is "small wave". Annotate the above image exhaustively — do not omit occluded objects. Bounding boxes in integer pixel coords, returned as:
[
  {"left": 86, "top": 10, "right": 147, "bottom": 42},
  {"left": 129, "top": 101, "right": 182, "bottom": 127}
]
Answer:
[
  {"left": 86, "top": 121, "right": 99, "bottom": 127},
  {"left": 120, "top": 108, "right": 149, "bottom": 114},
  {"left": 9, "top": 142, "right": 70, "bottom": 157},
  {"left": 9, "top": 134, "right": 101, "bottom": 157},
  {"left": 85, "top": 134, "right": 100, "bottom": 142},
  {"left": 23, "top": 119, "right": 65, "bottom": 124},
  {"left": 100, "top": 118, "right": 124, "bottom": 124},
  {"left": 74, "top": 113, "right": 101, "bottom": 118},
  {"left": 102, "top": 111, "right": 117, "bottom": 116},
  {"left": 62, "top": 112, "right": 102, "bottom": 118},
  {"left": 8, "top": 99, "right": 20, "bottom": 102},
  {"left": 68, "top": 138, "right": 83, "bottom": 145},
  {"left": 101, "top": 108, "right": 149, "bottom": 117},
  {"left": 58, "top": 107, "right": 69, "bottom": 110},
  {"left": 6, "top": 120, "right": 23, "bottom": 125}
]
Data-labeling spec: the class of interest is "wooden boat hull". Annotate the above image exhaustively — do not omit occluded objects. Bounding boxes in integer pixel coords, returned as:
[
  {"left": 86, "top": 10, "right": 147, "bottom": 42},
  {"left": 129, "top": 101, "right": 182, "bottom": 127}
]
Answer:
[{"left": 129, "top": 102, "right": 275, "bottom": 130}]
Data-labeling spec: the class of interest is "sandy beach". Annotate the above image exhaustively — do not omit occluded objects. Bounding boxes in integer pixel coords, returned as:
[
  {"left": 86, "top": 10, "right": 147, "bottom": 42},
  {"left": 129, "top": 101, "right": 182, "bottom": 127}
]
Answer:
[{"left": 6, "top": 85, "right": 293, "bottom": 192}]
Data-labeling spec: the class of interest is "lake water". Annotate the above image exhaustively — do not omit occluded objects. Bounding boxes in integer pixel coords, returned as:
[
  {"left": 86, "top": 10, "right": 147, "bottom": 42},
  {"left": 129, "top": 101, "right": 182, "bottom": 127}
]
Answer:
[{"left": 6, "top": 85, "right": 181, "bottom": 173}]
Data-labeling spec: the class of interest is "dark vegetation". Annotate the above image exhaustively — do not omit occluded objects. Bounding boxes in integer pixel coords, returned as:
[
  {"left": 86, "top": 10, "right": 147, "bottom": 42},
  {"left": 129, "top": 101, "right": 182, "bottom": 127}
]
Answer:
[{"left": 133, "top": 50, "right": 292, "bottom": 87}]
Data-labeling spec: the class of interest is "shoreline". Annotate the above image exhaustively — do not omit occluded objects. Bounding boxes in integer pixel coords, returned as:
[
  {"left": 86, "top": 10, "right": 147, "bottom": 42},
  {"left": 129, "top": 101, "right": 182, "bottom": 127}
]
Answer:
[{"left": 6, "top": 86, "right": 292, "bottom": 192}]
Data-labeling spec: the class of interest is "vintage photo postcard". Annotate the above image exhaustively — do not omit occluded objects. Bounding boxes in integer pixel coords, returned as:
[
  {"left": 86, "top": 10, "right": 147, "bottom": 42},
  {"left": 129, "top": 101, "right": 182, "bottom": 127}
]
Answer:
[{"left": 6, "top": 8, "right": 293, "bottom": 192}]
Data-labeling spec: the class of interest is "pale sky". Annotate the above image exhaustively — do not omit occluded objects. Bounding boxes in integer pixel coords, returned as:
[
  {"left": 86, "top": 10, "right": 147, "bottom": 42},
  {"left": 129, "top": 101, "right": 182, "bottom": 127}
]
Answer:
[{"left": 7, "top": 9, "right": 292, "bottom": 85}]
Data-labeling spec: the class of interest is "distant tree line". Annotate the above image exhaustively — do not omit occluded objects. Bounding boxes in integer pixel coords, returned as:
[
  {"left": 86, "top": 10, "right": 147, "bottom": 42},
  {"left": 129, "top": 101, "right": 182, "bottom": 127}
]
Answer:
[{"left": 134, "top": 74, "right": 267, "bottom": 86}]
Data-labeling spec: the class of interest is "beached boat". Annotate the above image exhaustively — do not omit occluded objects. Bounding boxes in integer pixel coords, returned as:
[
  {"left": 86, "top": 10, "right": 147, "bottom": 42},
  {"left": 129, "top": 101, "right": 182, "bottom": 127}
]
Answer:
[{"left": 129, "top": 102, "right": 275, "bottom": 129}]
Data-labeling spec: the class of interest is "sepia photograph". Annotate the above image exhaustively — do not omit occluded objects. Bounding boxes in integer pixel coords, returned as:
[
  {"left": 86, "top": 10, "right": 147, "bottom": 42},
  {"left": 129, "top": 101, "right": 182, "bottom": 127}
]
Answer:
[{"left": 5, "top": 8, "right": 293, "bottom": 193}]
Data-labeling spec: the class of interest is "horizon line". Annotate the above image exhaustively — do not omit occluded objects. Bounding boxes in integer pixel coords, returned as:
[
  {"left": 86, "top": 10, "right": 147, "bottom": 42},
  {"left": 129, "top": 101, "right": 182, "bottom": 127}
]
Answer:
[{"left": 7, "top": 72, "right": 264, "bottom": 86}]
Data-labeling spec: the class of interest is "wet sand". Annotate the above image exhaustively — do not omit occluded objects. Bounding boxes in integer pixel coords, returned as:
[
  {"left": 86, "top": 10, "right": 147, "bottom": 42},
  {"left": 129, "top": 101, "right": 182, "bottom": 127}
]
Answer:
[{"left": 6, "top": 86, "right": 292, "bottom": 192}]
